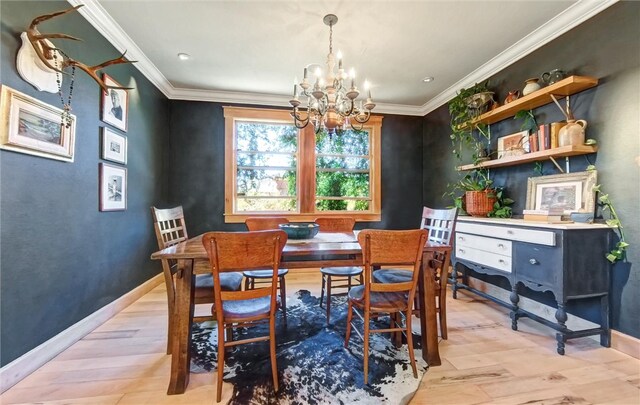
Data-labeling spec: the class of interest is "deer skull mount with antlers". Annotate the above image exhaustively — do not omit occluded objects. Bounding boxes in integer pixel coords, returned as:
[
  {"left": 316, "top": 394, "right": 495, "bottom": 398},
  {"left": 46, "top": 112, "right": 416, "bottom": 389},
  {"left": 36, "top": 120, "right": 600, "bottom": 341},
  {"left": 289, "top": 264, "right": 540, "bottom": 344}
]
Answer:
[{"left": 17, "top": 4, "right": 136, "bottom": 95}]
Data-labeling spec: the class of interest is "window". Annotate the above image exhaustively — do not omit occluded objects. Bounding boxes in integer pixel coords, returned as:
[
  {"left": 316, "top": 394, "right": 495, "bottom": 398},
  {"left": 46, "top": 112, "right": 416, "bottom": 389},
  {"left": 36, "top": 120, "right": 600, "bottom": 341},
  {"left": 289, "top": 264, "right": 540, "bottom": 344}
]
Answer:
[{"left": 224, "top": 107, "right": 382, "bottom": 222}]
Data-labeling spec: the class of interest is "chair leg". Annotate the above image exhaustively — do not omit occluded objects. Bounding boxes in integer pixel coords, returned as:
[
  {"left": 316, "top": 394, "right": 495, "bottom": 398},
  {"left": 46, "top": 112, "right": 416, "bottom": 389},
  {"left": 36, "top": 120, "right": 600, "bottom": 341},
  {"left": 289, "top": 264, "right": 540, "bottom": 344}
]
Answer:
[
  {"left": 320, "top": 274, "right": 326, "bottom": 308},
  {"left": 269, "top": 311, "right": 279, "bottom": 393},
  {"left": 363, "top": 309, "right": 370, "bottom": 385},
  {"left": 244, "top": 277, "right": 250, "bottom": 291},
  {"left": 216, "top": 320, "right": 226, "bottom": 403},
  {"left": 326, "top": 276, "right": 332, "bottom": 325},
  {"left": 344, "top": 301, "right": 353, "bottom": 347},
  {"left": 391, "top": 313, "right": 401, "bottom": 348},
  {"left": 439, "top": 286, "right": 448, "bottom": 339},
  {"left": 405, "top": 309, "right": 418, "bottom": 378},
  {"left": 166, "top": 303, "right": 174, "bottom": 355},
  {"left": 279, "top": 276, "right": 287, "bottom": 327}
]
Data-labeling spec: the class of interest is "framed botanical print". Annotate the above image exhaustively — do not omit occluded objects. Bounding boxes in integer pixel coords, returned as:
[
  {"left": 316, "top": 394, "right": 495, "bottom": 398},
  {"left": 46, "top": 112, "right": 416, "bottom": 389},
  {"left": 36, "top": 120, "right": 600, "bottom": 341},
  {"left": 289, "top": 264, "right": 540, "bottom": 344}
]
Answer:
[
  {"left": 497, "top": 130, "right": 529, "bottom": 159},
  {"left": 100, "top": 74, "right": 128, "bottom": 132},
  {"left": 0, "top": 85, "right": 76, "bottom": 162},
  {"left": 99, "top": 162, "right": 127, "bottom": 211},
  {"left": 101, "top": 127, "right": 127, "bottom": 164}
]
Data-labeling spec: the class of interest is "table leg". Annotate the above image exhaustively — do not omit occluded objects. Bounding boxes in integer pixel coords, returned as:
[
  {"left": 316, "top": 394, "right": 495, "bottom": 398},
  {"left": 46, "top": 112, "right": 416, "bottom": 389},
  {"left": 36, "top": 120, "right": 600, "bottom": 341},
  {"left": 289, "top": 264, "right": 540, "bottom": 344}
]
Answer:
[
  {"left": 167, "top": 259, "right": 195, "bottom": 395},
  {"left": 418, "top": 252, "right": 441, "bottom": 366}
]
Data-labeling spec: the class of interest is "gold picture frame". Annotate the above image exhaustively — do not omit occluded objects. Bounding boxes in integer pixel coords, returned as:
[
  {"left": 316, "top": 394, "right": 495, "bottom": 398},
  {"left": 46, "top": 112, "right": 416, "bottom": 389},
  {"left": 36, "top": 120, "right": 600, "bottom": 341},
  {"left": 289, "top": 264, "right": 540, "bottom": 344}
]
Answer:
[
  {"left": 0, "top": 85, "right": 76, "bottom": 162},
  {"left": 526, "top": 171, "right": 598, "bottom": 215}
]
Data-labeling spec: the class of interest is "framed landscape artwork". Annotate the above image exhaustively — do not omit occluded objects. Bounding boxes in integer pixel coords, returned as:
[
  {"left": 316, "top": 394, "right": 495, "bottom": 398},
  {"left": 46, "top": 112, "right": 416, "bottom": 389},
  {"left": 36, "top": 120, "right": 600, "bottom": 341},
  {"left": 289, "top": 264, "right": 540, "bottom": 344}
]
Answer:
[
  {"left": 526, "top": 171, "right": 597, "bottom": 215},
  {"left": 99, "top": 162, "right": 127, "bottom": 211},
  {"left": 101, "top": 127, "right": 127, "bottom": 164},
  {"left": 0, "top": 85, "right": 76, "bottom": 162},
  {"left": 100, "top": 74, "right": 128, "bottom": 132}
]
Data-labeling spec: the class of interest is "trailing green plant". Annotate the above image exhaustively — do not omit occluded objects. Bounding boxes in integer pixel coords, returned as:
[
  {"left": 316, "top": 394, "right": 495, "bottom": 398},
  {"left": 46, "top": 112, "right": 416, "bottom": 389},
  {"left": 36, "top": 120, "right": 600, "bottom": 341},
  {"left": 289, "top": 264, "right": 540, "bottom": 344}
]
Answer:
[
  {"left": 585, "top": 165, "right": 628, "bottom": 263},
  {"left": 514, "top": 109, "right": 538, "bottom": 133},
  {"left": 487, "top": 187, "right": 514, "bottom": 218},
  {"left": 449, "top": 81, "right": 491, "bottom": 162},
  {"left": 533, "top": 161, "right": 544, "bottom": 176}
]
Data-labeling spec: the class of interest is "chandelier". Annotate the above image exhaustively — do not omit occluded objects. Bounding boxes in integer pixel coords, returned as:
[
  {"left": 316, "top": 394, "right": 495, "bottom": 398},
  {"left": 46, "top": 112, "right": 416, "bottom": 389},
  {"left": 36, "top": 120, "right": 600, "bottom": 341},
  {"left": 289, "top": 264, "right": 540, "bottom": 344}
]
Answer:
[{"left": 289, "top": 14, "right": 375, "bottom": 134}]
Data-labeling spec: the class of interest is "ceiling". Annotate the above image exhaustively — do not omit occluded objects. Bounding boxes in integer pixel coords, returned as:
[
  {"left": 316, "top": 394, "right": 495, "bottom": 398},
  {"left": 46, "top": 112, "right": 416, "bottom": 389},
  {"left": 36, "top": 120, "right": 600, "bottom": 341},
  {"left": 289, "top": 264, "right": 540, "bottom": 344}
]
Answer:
[{"left": 72, "top": 0, "right": 616, "bottom": 115}]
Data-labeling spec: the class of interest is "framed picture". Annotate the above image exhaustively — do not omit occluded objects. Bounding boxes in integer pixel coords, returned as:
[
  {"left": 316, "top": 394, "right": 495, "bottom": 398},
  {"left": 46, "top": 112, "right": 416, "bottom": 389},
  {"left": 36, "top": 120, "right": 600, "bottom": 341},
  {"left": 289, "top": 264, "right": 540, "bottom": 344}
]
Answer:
[
  {"left": 0, "top": 85, "right": 76, "bottom": 162},
  {"left": 100, "top": 162, "right": 127, "bottom": 211},
  {"left": 101, "top": 127, "right": 127, "bottom": 164},
  {"left": 100, "top": 74, "right": 128, "bottom": 132},
  {"left": 526, "top": 171, "right": 597, "bottom": 215},
  {"left": 497, "top": 130, "right": 529, "bottom": 159}
]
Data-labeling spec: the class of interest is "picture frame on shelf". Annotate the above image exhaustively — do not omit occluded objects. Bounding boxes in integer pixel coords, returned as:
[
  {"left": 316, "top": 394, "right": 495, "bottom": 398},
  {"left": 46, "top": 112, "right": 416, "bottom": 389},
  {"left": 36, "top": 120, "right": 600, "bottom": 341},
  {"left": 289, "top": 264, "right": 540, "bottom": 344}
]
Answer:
[
  {"left": 0, "top": 85, "right": 76, "bottom": 162},
  {"left": 99, "top": 162, "right": 127, "bottom": 211},
  {"left": 526, "top": 171, "right": 597, "bottom": 215},
  {"left": 100, "top": 74, "right": 128, "bottom": 132},
  {"left": 497, "top": 130, "right": 529, "bottom": 159},
  {"left": 101, "top": 127, "right": 127, "bottom": 165}
]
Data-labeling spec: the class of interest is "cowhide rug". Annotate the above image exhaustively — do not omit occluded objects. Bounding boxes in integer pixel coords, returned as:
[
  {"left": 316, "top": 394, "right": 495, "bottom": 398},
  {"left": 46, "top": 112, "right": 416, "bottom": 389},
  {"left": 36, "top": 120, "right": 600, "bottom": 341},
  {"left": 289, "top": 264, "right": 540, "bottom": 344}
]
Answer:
[{"left": 190, "top": 290, "right": 427, "bottom": 405}]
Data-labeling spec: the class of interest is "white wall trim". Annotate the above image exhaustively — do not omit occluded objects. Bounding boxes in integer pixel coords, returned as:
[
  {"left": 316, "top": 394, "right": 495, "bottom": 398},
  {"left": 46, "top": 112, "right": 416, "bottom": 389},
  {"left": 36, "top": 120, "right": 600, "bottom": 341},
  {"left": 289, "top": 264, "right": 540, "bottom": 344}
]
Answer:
[
  {"left": 611, "top": 330, "right": 640, "bottom": 360},
  {"left": 0, "top": 274, "right": 163, "bottom": 393},
  {"left": 68, "top": 0, "right": 616, "bottom": 116},
  {"left": 419, "top": 0, "right": 619, "bottom": 116}
]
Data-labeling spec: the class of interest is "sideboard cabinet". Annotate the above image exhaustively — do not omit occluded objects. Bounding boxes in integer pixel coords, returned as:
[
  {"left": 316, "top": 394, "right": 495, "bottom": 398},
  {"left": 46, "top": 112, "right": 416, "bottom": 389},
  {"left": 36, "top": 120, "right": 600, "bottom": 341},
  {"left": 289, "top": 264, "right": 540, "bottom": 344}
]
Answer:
[{"left": 451, "top": 217, "right": 612, "bottom": 355}]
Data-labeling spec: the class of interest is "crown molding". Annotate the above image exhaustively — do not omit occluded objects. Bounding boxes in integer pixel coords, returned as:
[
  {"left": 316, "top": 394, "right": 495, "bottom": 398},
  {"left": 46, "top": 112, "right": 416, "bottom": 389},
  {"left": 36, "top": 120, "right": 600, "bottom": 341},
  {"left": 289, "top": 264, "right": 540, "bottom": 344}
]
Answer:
[
  {"left": 70, "top": 0, "right": 616, "bottom": 117},
  {"left": 419, "top": 0, "right": 618, "bottom": 116},
  {"left": 67, "top": 0, "right": 173, "bottom": 97}
]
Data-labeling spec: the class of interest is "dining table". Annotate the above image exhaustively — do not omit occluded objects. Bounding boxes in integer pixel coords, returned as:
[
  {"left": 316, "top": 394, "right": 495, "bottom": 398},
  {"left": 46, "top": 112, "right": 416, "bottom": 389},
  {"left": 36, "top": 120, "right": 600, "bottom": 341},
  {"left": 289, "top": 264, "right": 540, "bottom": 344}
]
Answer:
[{"left": 151, "top": 230, "right": 450, "bottom": 395}]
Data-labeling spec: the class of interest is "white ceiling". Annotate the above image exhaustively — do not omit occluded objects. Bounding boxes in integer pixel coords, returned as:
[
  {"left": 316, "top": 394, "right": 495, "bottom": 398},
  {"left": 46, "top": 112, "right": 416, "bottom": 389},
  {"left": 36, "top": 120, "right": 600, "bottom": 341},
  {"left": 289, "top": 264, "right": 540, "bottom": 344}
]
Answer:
[{"left": 72, "top": 0, "right": 616, "bottom": 115}]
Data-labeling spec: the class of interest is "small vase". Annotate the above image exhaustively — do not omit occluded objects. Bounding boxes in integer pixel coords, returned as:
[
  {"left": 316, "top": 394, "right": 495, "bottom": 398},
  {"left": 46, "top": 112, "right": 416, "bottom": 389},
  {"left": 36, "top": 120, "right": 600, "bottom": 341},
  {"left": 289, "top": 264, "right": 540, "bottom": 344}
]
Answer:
[
  {"left": 558, "top": 119, "right": 587, "bottom": 147},
  {"left": 522, "top": 78, "right": 541, "bottom": 96}
]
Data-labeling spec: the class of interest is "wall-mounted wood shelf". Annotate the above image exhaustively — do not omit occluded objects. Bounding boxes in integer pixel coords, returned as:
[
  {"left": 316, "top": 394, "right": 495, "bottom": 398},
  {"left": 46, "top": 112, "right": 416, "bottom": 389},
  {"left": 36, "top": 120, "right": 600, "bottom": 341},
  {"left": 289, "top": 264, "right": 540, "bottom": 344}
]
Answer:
[
  {"left": 457, "top": 145, "right": 598, "bottom": 171},
  {"left": 471, "top": 75, "right": 598, "bottom": 126}
]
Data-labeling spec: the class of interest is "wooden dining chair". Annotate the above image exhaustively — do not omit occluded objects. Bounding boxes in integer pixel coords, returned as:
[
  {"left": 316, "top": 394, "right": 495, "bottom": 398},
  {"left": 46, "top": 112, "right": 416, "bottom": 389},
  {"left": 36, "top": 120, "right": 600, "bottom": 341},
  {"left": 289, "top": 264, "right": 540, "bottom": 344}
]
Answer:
[
  {"left": 151, "top": 206, "right": 243, "bottom": 354},
  {"left": 372, "top": 206, "right": 457, "bottom": 339},
  {"left": 344, "top": 229, "right": 427, "bottom": 384},
  {"left": 315, "top": 217, "right": 363, "bottom": 324},
  {"left": 243, "top": 217, "right": 290, "bottom": 324},
  {"left": 202, "top": 230, "right": 287, "bottom": 402}
]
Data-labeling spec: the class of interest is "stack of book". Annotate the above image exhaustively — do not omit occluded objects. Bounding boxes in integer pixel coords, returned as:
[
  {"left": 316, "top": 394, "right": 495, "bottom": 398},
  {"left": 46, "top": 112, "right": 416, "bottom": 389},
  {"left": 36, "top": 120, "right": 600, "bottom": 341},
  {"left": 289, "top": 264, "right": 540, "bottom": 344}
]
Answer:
[{"left": 523, "top": 208, "right": 566, "bottom": 222}]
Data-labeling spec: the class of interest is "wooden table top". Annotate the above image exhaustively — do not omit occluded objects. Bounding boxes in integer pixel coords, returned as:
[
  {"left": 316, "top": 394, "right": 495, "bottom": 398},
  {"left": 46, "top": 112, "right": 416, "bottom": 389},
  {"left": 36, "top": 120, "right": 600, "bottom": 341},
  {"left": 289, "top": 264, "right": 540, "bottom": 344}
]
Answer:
[{"left": 151, "top": 231, "right": 451, "bottom": 261}]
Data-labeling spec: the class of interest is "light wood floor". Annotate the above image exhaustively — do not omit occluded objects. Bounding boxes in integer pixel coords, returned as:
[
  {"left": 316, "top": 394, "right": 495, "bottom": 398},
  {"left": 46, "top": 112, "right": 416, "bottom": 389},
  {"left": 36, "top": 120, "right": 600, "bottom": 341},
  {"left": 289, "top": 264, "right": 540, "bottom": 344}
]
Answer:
[{"left": 2, "top": 270, "right": 639, "bottom": 405}]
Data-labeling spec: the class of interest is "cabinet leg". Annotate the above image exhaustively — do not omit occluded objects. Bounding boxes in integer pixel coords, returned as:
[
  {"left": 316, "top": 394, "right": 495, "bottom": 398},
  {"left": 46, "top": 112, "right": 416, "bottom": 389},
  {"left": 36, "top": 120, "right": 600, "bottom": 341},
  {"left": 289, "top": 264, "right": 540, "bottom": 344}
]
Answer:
[
  {"left": 509, "top": 284, "right": 519, "bottom": 331},
  {"left": 555, "top": 302, "right": 568, "bottom": 355},
  {"left": 451, "top": 267, "right": 458, "bottom": 299},
  {"left": 600, "top": 294, "right": 611, "bottom": 347}
]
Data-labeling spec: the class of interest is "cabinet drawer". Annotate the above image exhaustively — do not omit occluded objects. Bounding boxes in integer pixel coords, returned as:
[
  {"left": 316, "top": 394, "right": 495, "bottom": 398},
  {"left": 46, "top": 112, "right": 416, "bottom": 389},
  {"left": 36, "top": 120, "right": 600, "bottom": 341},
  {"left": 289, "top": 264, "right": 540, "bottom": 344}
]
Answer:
[
  {"left": 514, "top": 243, "right": 562, "bottom": 287},
  {"left": 456, "top": 246, "right": 512, "bottom": 273},
  {"left": 456, "top": 232, "right": 511, "bottom": 256},
  {"left": 456, "top": 222, "right": 556, "bottom": 246}
]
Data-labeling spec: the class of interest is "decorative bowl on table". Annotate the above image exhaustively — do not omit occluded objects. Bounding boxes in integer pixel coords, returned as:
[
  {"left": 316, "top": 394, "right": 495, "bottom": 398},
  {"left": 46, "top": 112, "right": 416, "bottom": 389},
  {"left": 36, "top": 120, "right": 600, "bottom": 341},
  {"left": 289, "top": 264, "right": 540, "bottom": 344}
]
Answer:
[{"left": 278, "top": 223, "right": 320, "bottom": 239}]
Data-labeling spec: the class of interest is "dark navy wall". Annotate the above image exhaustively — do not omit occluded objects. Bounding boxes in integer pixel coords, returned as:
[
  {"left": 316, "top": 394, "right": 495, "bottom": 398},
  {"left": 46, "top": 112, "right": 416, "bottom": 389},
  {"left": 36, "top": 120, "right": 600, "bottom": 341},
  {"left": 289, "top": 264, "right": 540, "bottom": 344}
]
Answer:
[
  {"left": 167, "top": 101, "right": 424, "bottom": 235},
  {"left": 423, "top": 2, "right": 640, "bottom": 337},
  {"left": 0, "top": 1, "right": 169, "bottom": 365}
]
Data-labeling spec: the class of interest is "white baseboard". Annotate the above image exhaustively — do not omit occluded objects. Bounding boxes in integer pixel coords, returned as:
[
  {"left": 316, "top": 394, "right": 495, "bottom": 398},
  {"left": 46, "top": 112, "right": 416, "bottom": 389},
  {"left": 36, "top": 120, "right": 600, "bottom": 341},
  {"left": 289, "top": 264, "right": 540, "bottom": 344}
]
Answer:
[
  {"left": 611, "top": 330, "right": 640, "bottom": 360},
  {"left": 0, "top": 273, "right": 163, "bottom": 393}
]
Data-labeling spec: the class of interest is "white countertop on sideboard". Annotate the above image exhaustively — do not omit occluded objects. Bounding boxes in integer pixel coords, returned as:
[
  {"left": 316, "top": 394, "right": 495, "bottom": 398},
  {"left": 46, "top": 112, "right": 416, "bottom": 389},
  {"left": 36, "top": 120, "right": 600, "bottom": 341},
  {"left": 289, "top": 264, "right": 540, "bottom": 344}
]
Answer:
[{"left": 457, "top": 216, "right": 613, "bottom": 230}]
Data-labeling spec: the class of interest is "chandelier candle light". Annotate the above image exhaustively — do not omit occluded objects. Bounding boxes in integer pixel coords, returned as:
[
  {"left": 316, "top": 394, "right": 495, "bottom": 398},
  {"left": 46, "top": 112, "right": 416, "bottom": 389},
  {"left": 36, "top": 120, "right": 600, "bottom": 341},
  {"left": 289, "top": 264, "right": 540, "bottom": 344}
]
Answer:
[{"left": 290, "top": 14, "right": 375, "bottom": 134}]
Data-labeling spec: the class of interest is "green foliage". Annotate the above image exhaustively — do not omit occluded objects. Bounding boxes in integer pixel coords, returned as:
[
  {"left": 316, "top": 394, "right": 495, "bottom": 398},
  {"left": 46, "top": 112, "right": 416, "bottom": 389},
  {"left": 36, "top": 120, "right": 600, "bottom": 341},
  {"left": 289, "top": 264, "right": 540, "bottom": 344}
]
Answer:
[
  {"left": 449, "top": 81, "right": 491, "bottom": 162},
  {"left": 533, "top": 161, "right": 544, "bottom": 176},
  {"left": 487, "top": 188, "right": 514, "bottom": 218},
  {"left": 315, "top": 129, "right": 370, "bottom": 211},
  {"left": 514, "top": 110, "right": 538, "bottom": 133},
  {"left": 593, "top": 183, "right": 628, "bottom": 263}
]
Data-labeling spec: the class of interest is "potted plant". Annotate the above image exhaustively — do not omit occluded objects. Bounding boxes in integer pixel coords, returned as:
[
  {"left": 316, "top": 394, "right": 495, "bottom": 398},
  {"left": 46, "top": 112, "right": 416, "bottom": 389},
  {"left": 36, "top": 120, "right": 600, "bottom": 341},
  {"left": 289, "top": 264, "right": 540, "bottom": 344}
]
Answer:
[{"left": 449, "top": 81, "right": 492, "bottom": 163}]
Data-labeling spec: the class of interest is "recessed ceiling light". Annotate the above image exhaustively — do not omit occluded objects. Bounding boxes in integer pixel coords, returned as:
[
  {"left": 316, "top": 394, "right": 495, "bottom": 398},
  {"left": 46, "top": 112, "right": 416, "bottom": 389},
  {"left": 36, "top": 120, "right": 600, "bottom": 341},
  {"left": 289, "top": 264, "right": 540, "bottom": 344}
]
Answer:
[
  {"left": 422, "top": 76, "right": 435, "bottom": 83},
  {"left": 177, "top": 53, "right": 190, "bottom": 61}
]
